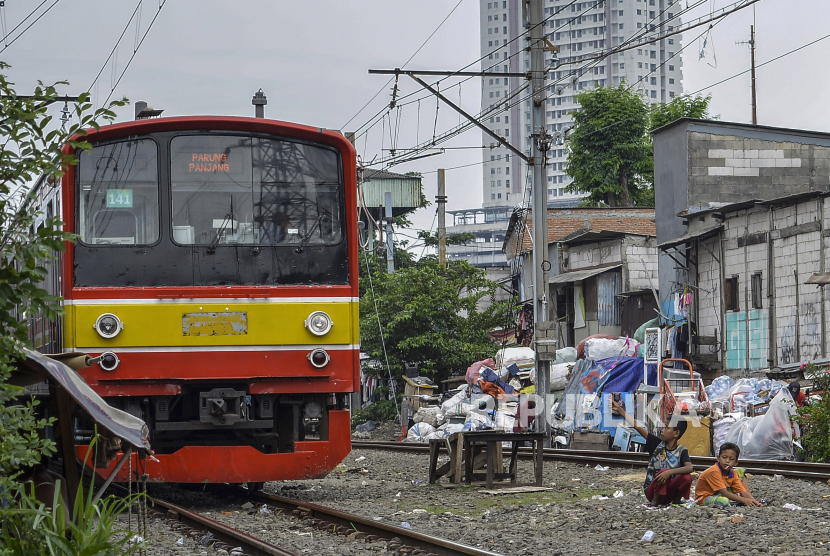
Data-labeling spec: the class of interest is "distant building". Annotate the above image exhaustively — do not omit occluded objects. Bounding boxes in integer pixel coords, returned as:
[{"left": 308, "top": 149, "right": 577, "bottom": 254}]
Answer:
[{"left": 479, "top": 0, "right": 684, "bottom": 208}]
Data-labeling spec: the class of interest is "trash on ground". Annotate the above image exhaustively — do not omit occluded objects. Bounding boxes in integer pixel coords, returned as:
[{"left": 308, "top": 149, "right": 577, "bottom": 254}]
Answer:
[
  {"left": 613, "top": 490, "right": 625, "bottom": 498},
  {"left": 355, "top": 420, "right": 377, "bottom": 433},
  {"left": 401, "top": 522, "right": 412, "bottom": 529},
  {"left": 782, "top": 503, "right": 802, "bottom": 511},
  {"left": 594, "top": 464, "right": 610, "bottom": 471},
  {"left": 640, "top": 530, "right": 655, "bottom": 543},
  {"left": 259, "top": 504, "right": 271, "bottom": 515},
  {"left": 355, "top": 456, "right": 366, "bottom": 462}
]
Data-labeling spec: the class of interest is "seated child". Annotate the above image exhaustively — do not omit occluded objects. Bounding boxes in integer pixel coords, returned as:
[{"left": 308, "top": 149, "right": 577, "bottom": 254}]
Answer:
[
  {"left": 611, "top": 400, "right": 694, "bottom": 505},
  {"left": 695, "top": 442, "right": 763, "bottom": 507}
]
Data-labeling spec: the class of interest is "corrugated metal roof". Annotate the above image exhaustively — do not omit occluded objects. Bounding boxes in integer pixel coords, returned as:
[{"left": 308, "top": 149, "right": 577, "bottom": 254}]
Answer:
[
  {"left": 549, "top": 264, "right": 621, "bottom": 284},
  {"left": 658, "top": 224, "right": 722, "bottom": 249}
]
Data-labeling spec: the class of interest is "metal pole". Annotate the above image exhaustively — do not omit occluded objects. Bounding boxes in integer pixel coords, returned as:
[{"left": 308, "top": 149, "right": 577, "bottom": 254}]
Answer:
[
  {"left": 528, "top": 0, "right": 551, "bottom": 447},
  {"left": 437, "top": 169, "right": 447, "bottom": 266},
  {"left": 750, "top": 25, "right": 757, "bottom": 125},
  {"left": 384, "top": 192, "right": 395, "bottom": 273},
  {"left": 252, "top": 89, "right": 267, "bottom": 118}
]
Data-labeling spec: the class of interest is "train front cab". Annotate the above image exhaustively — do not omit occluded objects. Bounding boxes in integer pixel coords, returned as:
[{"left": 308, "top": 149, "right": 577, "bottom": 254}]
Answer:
[{"left": 61, "top": 117, "right": 359, "bottom": 483}]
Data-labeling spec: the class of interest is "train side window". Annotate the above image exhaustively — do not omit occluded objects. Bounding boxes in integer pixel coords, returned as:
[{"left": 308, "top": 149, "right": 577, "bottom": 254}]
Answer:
[{"left": 77, "top": 139, "right": 160, "bottom": 246}]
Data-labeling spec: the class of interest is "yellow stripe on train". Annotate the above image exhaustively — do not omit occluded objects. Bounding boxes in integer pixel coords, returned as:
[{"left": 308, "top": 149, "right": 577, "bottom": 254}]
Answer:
[{"left": 65, "top": 301, "right": 359, "bottom": 348}]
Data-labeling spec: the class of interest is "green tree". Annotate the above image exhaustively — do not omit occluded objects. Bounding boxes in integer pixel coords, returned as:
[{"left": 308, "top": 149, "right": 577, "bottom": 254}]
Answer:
[
  {"left": 565, "top": 84, "right": 651, "bottom": 207},
  {"left": 649, "top": 94, "right": 711, "bottom": 131},
  {"left": 359, "top": 254, "right": 515, "bottom": 382},
  {"left": 416, "top": 230, "right": 476, "bottom": 247},
  {"left": 566, "top": 86, "right": 711, "bottom": 206},
  {"left": 0, "top": 66, "right": 125, "bottom": 491}
]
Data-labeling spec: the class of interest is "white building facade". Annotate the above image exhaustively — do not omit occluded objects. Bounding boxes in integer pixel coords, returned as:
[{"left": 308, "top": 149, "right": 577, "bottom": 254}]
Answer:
[{"left": 479, "top": 0, "right": 684, "bottom": 208}]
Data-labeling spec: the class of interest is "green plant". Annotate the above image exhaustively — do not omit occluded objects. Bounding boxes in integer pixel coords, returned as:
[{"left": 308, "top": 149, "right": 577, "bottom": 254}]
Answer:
[
  {"left": 0, "top": 438, "right": 144, "bottom": 556},
  {"left": 0, "top": 67, "right": 126, "bottom": 494},
  {"left": 795, "top": 362, "right": 830, "bottom": 462},
  {"left": 0, "top": 480, "right": 143, "bottom": 556},
  {"left": 351, "top": 392, "right": 400, "bottom": 429}
]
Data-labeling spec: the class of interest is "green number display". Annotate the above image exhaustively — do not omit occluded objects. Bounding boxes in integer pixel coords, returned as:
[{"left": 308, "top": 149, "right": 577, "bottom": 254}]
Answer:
[{"left": 106, "top": 189, "right": 133, "bottom": 208}]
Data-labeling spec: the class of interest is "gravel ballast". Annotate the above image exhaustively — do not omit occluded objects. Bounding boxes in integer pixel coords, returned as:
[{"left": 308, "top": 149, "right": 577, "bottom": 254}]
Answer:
[
  {"left": 111, "top": 434, "right": 830, "bottom": 556},
  {"left": 267, "top": 445, "right": 830, "bottom": 556}
]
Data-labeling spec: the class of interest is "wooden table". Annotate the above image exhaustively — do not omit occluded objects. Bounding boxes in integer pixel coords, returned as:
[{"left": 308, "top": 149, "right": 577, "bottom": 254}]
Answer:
[{"left": 458, "top": 431, "right": 546, "bottom": 489}]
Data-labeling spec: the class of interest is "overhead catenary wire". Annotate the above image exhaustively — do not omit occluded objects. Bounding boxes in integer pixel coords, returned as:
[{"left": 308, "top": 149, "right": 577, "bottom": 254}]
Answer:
[
  {"left": 0, "top": 0, "right": 60, "bottom": 55},
  {"left": 88, "top": 1, "right": 144, "bottom": 94},
  {"left": 341, "top": 0, "right": 466, "bottom": 131},
  {"left": 100, "top": 0, "right": 167, "bottom": 108},
  {"left": 364, "top": 0, "right": 718, "bottom": 168},
  {"left": 360, "top": 0, "right": 755, "bottom": 168}
]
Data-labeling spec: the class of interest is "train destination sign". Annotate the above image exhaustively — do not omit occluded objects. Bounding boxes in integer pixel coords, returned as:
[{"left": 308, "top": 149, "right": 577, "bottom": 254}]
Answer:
[{"left": 188, "top": 153, "right": 230, "bottom": 173}]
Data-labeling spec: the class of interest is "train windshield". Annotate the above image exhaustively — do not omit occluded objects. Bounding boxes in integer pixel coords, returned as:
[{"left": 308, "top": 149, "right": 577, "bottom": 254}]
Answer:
[
  {"left": 76, "top": 139, "right": 160, "bottom": 245},
  {"left": 170, "top": 135, "right": 343, "bottom": 246}
]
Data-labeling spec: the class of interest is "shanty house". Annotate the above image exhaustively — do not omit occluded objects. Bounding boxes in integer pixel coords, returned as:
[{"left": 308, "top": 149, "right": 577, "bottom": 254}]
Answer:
[{"left": 502, "top": 207, "right": 658, "bottom": 346}]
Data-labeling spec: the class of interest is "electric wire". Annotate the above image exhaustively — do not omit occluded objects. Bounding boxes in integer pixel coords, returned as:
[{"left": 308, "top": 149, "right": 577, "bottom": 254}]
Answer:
[
  {"left": 100, "top": 0, "right": 167, "bottom": 107},
  {"left": 0, "top": 0, "right": 60, "bottom": 55},
  {"left": 341, "top": 0, "right": 466, "bottom": 130},
  {"left": 357, "top": 0, "right": 750, "bottom": 160},
  {"left": 88, "top": 1, "right": 143, "bottom": 93},
  {"left": 362, "top": 0, "right": 712, "bottom": 167}
]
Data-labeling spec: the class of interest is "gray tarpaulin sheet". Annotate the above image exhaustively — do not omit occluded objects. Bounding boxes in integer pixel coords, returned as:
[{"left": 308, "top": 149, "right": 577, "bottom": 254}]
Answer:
[{"left": 12, "top": 348, "right": 151, "bottom": 451}]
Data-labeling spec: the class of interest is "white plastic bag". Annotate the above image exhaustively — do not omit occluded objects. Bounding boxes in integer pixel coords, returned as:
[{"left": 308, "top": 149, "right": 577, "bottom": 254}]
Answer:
[
  {"left": 495, "top": 347, "right": 536, "bottom": 368},
  {"left": 406, "top": 422, "right": 436, "bottom": 442},
  {"left": 549, "top": 363, "right": 571, "bottom": 392},
  {"left": 723, "top": 389, "right": 796, "bottom": 460},
  {"left": 712, "top": 413, "right": 741, "bottom": 456},
  {"left": 585, "top": 337, "right": 636, "bottom": 360},
  {"left": 441, "top": 390, "right": 472, "bottom": 417}
]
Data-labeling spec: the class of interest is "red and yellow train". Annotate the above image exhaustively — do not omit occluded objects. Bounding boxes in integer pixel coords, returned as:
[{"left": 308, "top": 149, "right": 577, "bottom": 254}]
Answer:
[{"left": 47, "top": 116, "right": 359, "bottom": 484}]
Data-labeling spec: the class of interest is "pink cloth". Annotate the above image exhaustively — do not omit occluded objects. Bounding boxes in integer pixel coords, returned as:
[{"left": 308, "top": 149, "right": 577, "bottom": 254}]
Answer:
[{"left": 465, "top": 358, "right": 495, "bottom": 385}]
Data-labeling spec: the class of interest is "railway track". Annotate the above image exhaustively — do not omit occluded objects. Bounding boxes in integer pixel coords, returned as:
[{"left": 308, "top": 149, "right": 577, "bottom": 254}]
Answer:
[
  {"left": 352, "top": 440, "right": 830, "bottom": 481},
  {"left": 125, "top": 483, "right": 504, "bottom": 556},
  {"left": 236, "top": 487, "right": 505, "bottom": 556},
  {"left": 106, "top": 483, "right": 298, "bottom": 556}
]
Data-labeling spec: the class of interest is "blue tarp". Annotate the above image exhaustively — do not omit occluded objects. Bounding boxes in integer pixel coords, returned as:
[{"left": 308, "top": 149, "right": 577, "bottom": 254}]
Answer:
[
  {"left": 569, "top": 356, "right": 656, "bottom": 396},
  {"left": 552, "top": 356, "right": 657, "bottom": 431}
]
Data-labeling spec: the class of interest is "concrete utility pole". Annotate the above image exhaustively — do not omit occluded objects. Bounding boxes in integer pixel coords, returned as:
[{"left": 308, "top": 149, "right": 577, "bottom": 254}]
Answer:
[
  {"left": 750, "top": 26, "right": 757, "bottom": 125},
  {"left": 738, "top": 27, "right": 758, "bottom": 125},
  {"left": 437, "top": 169, "right": 447, "bottom": 265},
  {"left": 384, "top": 192, "right": 395, "bottom": 273},
  {"left": 528, "top": 0, "right": 552, "bottom": 447}
]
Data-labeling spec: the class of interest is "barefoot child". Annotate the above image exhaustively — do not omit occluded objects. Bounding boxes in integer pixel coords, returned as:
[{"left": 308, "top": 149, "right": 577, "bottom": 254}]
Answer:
[
  {"left": 695, "top": 442, "right": 763, "bottom": 507},
  {"left": 611, "top": 400, "right": 694, "bottom": 505}
]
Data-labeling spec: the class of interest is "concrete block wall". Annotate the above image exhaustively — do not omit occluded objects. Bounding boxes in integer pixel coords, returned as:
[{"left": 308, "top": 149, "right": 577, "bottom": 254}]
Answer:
[
  {"left": 688, "top": 132, "right": 830, "bottom": 207},
  {"left": 696, "top": 236, "right": 721, "bottom": 345},
  {"left": 568, "top": 239, "right": 621, "bottom": 270},
  {"left": 623, "top": 238, "right": 658, "bottom": 292}
]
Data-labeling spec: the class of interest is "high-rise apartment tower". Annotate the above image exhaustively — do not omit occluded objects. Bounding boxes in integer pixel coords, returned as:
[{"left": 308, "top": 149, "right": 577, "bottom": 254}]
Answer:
[{"left": 479, "top": 0, "right": 684, "bottom": 208}]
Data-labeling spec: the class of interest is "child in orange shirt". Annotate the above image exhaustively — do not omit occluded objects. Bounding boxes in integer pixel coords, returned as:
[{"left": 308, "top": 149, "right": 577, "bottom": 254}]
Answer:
[{"left": 695, "top": 443, "right": 763, "bottom": 507}]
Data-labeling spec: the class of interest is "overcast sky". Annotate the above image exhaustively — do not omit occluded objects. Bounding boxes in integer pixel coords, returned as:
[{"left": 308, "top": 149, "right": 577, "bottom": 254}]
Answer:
[{"left": 5, "top": 0, "right": 829, "bottom": 245}]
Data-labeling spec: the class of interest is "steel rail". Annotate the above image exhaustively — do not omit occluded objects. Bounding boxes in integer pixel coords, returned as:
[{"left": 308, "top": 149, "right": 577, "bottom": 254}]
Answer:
[
  {"left": 107, "top": 483, "right": 297, "bottom": 556},
  {"left": 352, "top": 441, "right": 830, "bottom": 481},
  {"left": 240, "top": 488, "right": 506, "bottom": 556}
]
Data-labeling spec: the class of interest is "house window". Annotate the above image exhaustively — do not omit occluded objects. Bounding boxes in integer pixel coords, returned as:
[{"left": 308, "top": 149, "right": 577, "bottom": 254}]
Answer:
[
  {"left": 751, "top": 273, "right": 763, "bottom": 309},
  {"left": 725, "top": 277, "right": 739, "bottom": 311}
]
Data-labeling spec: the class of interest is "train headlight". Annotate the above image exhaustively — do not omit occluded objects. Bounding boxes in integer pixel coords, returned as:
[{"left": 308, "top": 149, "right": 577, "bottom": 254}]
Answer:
[
  {"left": 308, "top": 348, "right": 330, "bottom": 368},
  {"left": 94, "top": 313, "right": 123, "bottom": 339},
  {"left": 99, "top": 351, "right": 120, "bottom": 372},
  {"left": 305, "top": 311, "right": 333, "bottom": 336}
]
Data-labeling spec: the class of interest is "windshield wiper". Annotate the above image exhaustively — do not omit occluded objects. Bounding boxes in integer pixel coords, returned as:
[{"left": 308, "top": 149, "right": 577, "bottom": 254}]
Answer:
[{"left": 207, "top": 197, "right": 234, "bottom": 254}]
